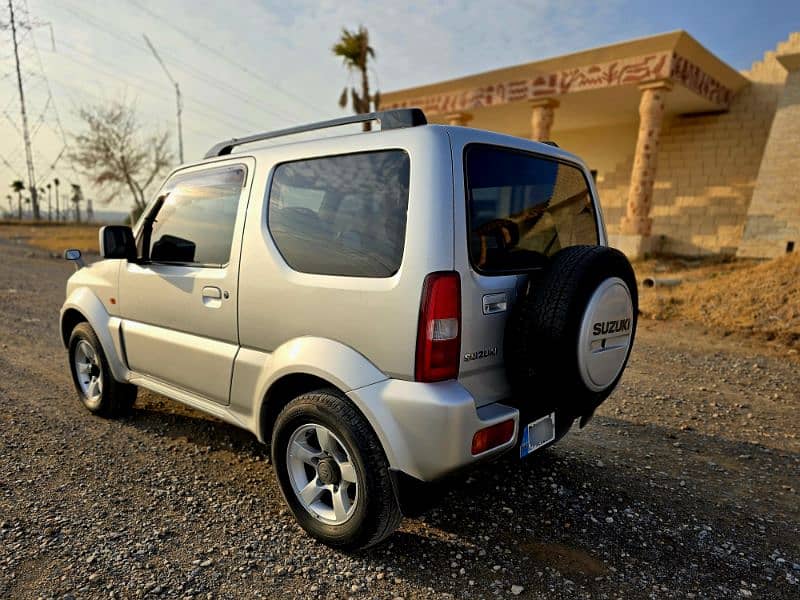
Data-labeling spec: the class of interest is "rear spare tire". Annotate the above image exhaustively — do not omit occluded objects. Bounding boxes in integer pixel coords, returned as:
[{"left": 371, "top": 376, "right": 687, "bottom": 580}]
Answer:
[{"left": 505, "top": 245, "right": 637, "bottom": 417}]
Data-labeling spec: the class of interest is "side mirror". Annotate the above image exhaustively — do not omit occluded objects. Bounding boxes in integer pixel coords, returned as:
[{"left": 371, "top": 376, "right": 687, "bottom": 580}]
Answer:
[
  {"left": 99, "top": 225, "right": 136, "bottom": 260},
  {"left": 64, "top": 248, "right": 85, "bottom": 270}
]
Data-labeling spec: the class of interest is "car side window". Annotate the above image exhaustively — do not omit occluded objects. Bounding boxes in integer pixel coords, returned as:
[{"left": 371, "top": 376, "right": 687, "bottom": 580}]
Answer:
[
  {"left": 148, "top": 165, "right": 246, "bottom": 266},
  {"left": 267, "top": 150, "right": 410, "bottom": 277}
]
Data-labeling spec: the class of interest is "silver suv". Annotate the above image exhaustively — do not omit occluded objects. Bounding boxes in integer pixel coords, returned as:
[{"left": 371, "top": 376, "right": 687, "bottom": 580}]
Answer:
[{"left": 60, "top": 109, "right": 637, "bottom": 550}]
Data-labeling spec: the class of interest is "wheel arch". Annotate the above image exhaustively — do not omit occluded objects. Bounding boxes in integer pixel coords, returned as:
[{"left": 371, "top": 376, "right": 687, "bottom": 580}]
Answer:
[
  {"left": 236, "top": 336, "right": 386, "bottom": 443},
  {"left": 60, "top": 287, "right": 130, "bottom": 383},
  {"left": 60, "top": 307, "right": 87, "bottom": 347},
  {"left": 258, "top": 372, "right": 336, "bottom": 450},
  {"left": 255, "top": 370, "right": 410, "bottom": 477}
]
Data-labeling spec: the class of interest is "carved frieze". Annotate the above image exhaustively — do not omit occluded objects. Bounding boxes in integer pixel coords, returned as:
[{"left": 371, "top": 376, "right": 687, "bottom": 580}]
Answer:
[{"left": 385, "top": 52, "right": 733, "bottom": 113}]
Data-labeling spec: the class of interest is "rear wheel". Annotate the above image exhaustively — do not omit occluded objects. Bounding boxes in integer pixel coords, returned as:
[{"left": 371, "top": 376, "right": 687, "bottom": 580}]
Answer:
[
  {"left": 68, "top": 323, "right": 136, "bottom": 417},
  {"left": 271, "top": 389, "right": 401, "bottom": 550}
]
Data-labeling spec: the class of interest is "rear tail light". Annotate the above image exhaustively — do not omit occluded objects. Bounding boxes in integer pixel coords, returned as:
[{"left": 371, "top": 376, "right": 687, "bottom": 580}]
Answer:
[
  {"left": 471, "top": 419, "right": 515, "bottom": 455},
  {"left": 415, "top": 272, "right": 461, "bottom": 382}
]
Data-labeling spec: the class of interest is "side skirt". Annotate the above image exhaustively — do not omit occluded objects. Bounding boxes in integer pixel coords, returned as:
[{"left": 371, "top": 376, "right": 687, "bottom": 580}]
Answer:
[{"left": 128, "top": 372, "right": 257, "bottom": 436}]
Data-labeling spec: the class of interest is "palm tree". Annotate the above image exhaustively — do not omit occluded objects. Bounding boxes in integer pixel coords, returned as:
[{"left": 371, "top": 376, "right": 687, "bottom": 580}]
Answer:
[
  {"left": 332, "top": 26, "right": 379, "bottom": 131},
  {"left": 70, "top": 183, "right": 83, "bottom": 223},
  {"left": 46, "top": 183, "right": 52, "bottom": 221},
  {"left": 11, "top": 180, "right": 24, "bottom": 219},
  {"left": 53, "top": 177, "right": 61, "bottom": 222},
  {"left": 39, "top": 187, "right": 47, "bottom": 221},
  {"left": 5, "top": 194, "right": 12, "bottom": 215}
]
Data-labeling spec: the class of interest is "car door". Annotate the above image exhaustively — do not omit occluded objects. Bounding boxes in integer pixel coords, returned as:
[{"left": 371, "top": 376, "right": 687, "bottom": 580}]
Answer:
[{"left": 118, "top": 159, "right": 254, "bottom": 405}]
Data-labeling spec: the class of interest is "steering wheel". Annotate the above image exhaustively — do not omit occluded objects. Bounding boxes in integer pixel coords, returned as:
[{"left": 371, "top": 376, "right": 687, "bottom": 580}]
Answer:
[{"left": 474, "top": 219, "right": 520, "bottom": 266}]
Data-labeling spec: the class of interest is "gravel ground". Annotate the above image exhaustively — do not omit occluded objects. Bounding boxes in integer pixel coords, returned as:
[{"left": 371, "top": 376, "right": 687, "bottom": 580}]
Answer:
[{"left": 0, "top": 238, "right": 798, "bottom": 599}]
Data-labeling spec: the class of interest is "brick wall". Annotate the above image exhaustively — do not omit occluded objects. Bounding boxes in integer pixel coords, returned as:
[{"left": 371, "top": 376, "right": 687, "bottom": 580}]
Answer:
[{"left": 596, "top": 32, "right": 800, "bottom": 256}]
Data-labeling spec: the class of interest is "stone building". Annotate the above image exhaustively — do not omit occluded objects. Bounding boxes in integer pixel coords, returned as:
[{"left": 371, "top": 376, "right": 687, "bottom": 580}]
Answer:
[{"left": 382, "top": 31, "right": 800, "bottom": 259}]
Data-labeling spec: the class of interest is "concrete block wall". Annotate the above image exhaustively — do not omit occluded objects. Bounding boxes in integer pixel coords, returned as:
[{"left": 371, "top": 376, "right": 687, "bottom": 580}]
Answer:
[
  {"left": 594, "top": 156, "right": 633, "bottom": 237},
  {"left": 737, "top": 47, "right": 800, "bottom": 257},
  {"left": 595, "top": 32, "right": 800, "bottom": 256}
]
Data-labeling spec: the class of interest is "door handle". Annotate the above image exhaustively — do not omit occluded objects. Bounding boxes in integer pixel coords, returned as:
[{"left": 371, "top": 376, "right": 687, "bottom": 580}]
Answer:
[
  {"left": 482, "top": 292, "right": 508, "bottom": 314},
  {"left": 202, "top": 286, "right": 222, "bottom": 299},
  {"left": 201, "top": 286, "right": 223, "bottom": 308}
]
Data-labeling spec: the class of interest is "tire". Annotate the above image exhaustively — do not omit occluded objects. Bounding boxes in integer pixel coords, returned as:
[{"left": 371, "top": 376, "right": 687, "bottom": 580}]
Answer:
[
  {"left": 68, "top": 322, "right": 137, "bottom": 417},
  {"left": 271, "top": 389, "right": 402, "bottom": 551},
  {"left": 505, "top": 245, "right": 638, "bottom": 418}
]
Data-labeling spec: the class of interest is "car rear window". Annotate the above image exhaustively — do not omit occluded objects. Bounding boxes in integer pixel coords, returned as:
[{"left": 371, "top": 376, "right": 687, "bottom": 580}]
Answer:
[
  {"left": 465, "top": 144, "right": 598, "bottom": 274},
  {"left": 268, "top": 150, "right": 410, "bottom": 277}
]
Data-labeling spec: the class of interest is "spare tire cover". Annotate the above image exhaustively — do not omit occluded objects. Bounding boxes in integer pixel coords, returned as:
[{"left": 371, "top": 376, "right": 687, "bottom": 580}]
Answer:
[{"left": 504, "top": 245, "right": 638, "bottom": 415}]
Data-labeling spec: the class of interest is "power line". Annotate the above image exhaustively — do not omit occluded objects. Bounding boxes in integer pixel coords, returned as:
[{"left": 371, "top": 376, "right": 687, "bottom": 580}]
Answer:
[
  {"left": 3, "top": 109, "right": 22, "bottom": 135},
  {"left": 32, "top": 143, "right": 66, "bottom": 187},
  {"left": 23, "top": 0, "right": 68, "bottom": 146},
  {"left": 47, "top": 42, "right": 268, "bottom": 134},
  {"left": 28, "top": 92, "right": 52, "bottom": 138},
  {"left": 50, "top": 0, "right": 303, "bottom": 124},
  {"left": 46, "top": 73, "right": 229, "bottom": 142},
  {"left": 0, "top": 152, "right": 23, "bottom": 179},
  {"left": 124, "top": 0, "right": 327, "bottom": 117}
]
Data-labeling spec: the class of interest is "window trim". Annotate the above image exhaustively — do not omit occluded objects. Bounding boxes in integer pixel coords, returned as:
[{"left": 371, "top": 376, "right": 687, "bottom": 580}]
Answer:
[
  {"left": 462, "top": 143, "right": 600, "bottom": 276},
  {"left": 265, "top": 148, "right": 411, "bottom": 278},
  {"left": 143, "top": 163, "right": 249, "bottom": 269}
]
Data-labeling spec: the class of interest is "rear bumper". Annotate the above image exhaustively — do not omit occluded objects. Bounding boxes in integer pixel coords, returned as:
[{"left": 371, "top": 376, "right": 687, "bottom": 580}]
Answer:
[{"left": 347, "top": 378, "right": 519, "bottom": 481}]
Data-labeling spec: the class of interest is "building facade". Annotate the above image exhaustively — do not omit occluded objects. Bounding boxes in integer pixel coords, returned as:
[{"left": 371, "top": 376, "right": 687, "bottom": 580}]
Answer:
[{"left": 382, "top": 31, "right": 800, "bottom": 259}]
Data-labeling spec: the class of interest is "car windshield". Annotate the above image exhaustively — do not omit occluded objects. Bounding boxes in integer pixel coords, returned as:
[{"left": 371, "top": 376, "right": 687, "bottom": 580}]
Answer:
[{"left": 465, "top": 144, "right": 599, "bottom": 274}]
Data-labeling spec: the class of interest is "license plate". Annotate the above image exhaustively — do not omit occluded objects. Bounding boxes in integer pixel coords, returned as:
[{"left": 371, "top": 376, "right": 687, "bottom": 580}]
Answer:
[{"left": 519, "top": 412, "right": 556, "bottom": 458}]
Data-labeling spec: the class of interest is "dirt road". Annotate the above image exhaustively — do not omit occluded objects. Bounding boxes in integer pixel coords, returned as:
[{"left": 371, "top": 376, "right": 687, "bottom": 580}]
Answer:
[{"left": 0, "top": 238, "right": 798, "bottom": 599}]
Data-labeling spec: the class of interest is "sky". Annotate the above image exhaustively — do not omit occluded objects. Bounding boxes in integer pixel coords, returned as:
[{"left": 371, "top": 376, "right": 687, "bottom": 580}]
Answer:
[{"left": 1, "top": 0, "right": 799, "bottom": 213}]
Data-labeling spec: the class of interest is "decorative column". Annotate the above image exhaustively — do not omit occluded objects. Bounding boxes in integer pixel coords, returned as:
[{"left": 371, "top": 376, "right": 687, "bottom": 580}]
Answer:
[
  {"left": 445, "top": 112, "right": 473, "bottom": 126},
  {"left": 620, "top": 80, "right": 672, "bottom": 237},
  {"left": 530, "top": 98, "right": 559, "bottom": 141}
]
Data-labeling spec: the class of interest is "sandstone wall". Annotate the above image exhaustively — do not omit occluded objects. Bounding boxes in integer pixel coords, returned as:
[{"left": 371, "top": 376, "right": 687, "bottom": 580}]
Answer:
[
  {"left": 737, "top": 54, "right": 800, "bottom": 257},
  {"left": 594, "top": 32, "right": 800, "bottom": 256}
]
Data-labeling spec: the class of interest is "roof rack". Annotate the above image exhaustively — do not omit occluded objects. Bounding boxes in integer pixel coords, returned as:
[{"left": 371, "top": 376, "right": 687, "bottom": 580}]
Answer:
[{"left": 204, "top": 108, "right": 427, "bottom": 158}]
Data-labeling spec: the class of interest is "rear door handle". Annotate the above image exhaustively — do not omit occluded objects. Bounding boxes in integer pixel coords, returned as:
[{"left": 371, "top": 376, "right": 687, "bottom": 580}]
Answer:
[{"left": 483, "top": 292, "right": 508, "bottom": 314}]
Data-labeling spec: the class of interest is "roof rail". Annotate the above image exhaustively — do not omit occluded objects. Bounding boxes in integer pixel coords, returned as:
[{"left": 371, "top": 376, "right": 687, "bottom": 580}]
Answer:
[
  {"left": 541, "top": 140, "right": 559, "bottom": 147},
  {"left": 204, "top": 108, "right": 427, "bottom": 158}
]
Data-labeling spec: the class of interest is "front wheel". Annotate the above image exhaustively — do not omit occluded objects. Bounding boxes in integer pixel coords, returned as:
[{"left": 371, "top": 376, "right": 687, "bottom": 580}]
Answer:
[
  {"left": 68, "top": 322, "right": 136, "bottom": 417},
  {"left": 271, "top": 390, "right": 402, "bottom": 550}
]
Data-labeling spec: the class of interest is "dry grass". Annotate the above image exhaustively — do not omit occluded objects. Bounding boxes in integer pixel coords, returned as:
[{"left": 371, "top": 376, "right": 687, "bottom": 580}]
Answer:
[
  {"left": 637, "top": 253, "right": 800, "bottom": 349},
  {"left": 0, "top": 222, "right": 101, "bottom": 254}
]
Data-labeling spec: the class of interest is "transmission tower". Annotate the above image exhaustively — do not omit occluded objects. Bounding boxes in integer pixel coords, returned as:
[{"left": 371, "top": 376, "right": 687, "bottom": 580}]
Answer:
[{"left": 7, "top": 0, "right": 39, "bottom": 218}]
